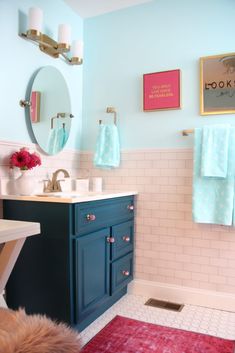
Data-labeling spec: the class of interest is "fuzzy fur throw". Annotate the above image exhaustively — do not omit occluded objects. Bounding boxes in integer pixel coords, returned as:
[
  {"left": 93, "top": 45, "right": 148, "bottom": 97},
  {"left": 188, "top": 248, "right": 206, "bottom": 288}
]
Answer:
[{"left": 0, "top": 307, "right": 81, "bottom": 353}]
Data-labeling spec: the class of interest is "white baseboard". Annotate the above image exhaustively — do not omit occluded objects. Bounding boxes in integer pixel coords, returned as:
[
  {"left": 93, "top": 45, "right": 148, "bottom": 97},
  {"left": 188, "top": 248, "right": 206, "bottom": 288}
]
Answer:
[{"left": 128, "top": 279, "right": 235, "bottom": 312}]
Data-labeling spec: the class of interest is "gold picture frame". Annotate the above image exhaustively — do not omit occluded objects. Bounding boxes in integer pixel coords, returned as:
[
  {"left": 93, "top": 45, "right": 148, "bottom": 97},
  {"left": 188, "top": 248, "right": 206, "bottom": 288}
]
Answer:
[
  {"left": 200, "top": 52, "right": 235, "bottom": 115},
  {"left": 143, "top": 69, "right": 181, "bottom": 111}
]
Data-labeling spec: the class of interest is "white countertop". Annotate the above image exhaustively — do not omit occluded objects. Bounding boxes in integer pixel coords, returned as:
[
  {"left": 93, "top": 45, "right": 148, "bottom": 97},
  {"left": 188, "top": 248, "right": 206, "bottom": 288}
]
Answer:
[
  {"left": 0, "top": 191, "right": 138, "bottom": 204},
  {"left": 0, "top": 219, "right": 40, "bottom": 243}
]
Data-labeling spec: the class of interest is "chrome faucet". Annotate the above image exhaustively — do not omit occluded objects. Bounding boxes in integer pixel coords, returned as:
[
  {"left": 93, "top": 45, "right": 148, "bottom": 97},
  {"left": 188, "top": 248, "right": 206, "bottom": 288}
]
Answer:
[{"left": 44, "top": 169, "right": 70, "bottom": 192}]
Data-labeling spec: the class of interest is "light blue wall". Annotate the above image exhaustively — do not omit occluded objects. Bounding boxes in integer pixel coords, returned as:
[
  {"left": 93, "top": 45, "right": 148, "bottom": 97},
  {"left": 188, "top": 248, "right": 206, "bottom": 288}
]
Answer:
[
  {"left": 0, "top": 0, "right": 83, "bottom": 152},
  {"left": 1, "top": 1, "right": 235, "bottom": 152},
  {"left": 82, "top": 0, "right": 235, "bottom": 150}
]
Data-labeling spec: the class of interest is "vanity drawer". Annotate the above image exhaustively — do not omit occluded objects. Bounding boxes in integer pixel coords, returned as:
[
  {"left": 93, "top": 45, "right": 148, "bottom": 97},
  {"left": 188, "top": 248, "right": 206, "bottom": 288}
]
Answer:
[
  {"left": 111, "top": 253, "right": 133, "bottom": 294},
  {"left": 74, "top": 197, "right": 134, "bottom": 235},
  {"left": 111, "top": 221, "right": 133, "bottom": 260}
]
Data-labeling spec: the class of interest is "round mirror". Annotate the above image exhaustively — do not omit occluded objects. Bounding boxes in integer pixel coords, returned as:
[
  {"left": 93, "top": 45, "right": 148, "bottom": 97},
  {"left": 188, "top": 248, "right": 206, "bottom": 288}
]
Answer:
[{"left": 29, "top": 66, "right": 72, "bottom": 155}]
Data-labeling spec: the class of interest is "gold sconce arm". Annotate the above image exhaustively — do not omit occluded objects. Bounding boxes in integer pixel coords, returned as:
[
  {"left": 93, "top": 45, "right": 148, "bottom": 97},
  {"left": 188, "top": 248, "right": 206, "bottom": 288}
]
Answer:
[{"left": 19, "top": 30, "right": 83, "bottom": 65}]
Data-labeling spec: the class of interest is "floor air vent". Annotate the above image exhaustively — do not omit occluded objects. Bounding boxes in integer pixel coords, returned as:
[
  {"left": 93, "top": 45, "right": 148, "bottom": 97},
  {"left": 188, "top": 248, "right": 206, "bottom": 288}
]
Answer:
[{"left": 145, "top": 298, "right": 184, "bottom": 312}]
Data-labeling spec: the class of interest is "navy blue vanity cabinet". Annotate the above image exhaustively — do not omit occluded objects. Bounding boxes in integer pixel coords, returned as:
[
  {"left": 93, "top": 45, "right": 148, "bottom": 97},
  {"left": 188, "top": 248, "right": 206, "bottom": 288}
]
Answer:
[
  {"left": 4, "top": 201, "right": 72, "bottom": 324},
  {"left": 72, "top": 196, "right": 134, "bottom": 330},
  {"left": 3, "top": 195, "right": 135, "bottom": 331}
]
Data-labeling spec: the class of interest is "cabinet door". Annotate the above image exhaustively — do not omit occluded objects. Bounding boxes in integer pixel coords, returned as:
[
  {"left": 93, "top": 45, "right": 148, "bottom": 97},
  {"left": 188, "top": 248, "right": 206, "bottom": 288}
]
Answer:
[{"left": 74, "top": 228, "right": 110, "bottom": 324}]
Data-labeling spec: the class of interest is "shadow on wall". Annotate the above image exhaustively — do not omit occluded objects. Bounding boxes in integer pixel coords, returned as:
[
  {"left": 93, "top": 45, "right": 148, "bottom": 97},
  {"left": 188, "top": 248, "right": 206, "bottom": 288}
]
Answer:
[{"left": 18, "top": 9, "right": 27, "bottom": 34}]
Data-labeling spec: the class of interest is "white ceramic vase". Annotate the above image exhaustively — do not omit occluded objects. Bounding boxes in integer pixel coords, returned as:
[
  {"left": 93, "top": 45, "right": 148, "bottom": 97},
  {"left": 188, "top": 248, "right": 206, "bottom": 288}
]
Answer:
[{"left": 15, "top": 170, "right": 35, "bottom": 196}]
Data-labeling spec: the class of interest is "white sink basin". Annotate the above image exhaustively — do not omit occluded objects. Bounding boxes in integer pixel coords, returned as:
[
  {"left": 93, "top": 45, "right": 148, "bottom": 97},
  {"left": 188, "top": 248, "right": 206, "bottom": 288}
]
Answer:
[{"left": 35, "top": 192, "right": 83, "bottom": 198}]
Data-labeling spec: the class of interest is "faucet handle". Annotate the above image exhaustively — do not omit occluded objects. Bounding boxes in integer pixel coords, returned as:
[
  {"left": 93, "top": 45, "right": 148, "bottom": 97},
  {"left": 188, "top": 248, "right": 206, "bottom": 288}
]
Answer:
[{"left": 43, "top": 179, "right": 52, "bottom": 193}]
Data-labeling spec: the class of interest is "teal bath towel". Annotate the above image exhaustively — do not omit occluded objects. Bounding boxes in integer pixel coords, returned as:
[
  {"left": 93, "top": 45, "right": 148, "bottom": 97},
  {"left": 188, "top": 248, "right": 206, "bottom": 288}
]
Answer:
[
  {"left": 94, "top": 124, "right": 120, "bottom": 168},
  {"left": 201, "top": 124, "right": 230, "bottom": 177},
  {"left": 193, "top": 127, "right": 235, "bottom": 226}
]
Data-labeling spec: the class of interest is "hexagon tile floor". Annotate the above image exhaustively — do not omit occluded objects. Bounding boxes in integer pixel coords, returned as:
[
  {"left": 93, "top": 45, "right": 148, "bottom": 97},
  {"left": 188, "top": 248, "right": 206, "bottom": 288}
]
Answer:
[{"left": 80, "top": 294, "right": 235, "bottom": 347}]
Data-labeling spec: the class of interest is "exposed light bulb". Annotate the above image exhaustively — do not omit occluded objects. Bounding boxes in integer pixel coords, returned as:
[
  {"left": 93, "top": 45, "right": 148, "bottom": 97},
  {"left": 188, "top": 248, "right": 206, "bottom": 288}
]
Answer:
[
  {"left": 72, "top": 40, "right": 83, "bottom": 58},
  {"left": 28, "top": 7, "right": 43, "bottom": 32},
  {"left": 58, "top": 24, "right": 71, "bottom": 45}
]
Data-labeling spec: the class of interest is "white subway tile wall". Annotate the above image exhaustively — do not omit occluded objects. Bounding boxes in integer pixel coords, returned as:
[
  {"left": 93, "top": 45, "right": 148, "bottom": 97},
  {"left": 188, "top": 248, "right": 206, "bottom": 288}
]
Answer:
[
  {"left": 0, "top": 140, "right": 80, "bottom": 216},
  {"left": 1, "top": 141, "right": 235, "bottom": 295},
  {"left": 78, "top": 149, "right": 235, "bottom": 295}
]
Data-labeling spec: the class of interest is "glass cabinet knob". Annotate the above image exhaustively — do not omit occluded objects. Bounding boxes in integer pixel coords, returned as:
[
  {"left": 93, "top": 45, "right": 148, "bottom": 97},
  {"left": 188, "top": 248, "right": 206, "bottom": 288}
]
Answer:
[
  {"left": 86, "top": 214, "right": 96, "bottom": 221},
  {"left": 107, "top": 236, "right": 115, "bottom": 243},
  {"left": 122, "top": 236, "right": 130, "bottom": 242},
  {"left": 122, "top": 270, "right": 130, "bottom": 276}
]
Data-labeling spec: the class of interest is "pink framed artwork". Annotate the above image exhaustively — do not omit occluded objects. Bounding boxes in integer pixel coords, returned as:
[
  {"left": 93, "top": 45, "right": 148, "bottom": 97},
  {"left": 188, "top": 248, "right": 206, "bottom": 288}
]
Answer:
[
  {"left": 30, "top": 91, "right": 41, "bottom": 123},
  {"left": 143, "top": 69, "right": 181, "bottom": 111}
]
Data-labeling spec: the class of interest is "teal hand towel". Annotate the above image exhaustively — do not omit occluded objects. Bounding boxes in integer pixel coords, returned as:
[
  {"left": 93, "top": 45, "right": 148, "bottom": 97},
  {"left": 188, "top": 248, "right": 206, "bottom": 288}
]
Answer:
[
  {"left": 94, "top": 124, "right": 120, "bottom": 168},
  {"left": 193, "top": 127, "right": 235, "bottom": 226},
  {"left": 201, "top": 124, "right": 230, "bottom": 177},
  {"left": 47, "top": 127, "right": 68, "bottom": 155},
  {"left": 62, "top": 128, "right": 69, "bottom": 148}
]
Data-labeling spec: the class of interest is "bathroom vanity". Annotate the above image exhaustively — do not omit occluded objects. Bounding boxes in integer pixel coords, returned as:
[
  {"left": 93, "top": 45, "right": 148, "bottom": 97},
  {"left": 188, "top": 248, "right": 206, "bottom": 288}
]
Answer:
[{"left": 2, "top": 192, "right": 136, "bottom": 331}]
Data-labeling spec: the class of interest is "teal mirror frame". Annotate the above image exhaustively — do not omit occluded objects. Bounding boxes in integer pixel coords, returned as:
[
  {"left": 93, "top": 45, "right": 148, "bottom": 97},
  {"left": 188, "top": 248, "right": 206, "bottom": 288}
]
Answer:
[{"left": 26, "top": 66, "right": 72, "bottom": 155}]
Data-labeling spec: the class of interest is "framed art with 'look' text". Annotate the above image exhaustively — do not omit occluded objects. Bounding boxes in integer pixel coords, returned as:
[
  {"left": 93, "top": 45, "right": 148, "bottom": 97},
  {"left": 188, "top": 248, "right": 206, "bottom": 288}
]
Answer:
[
  {"left": 143, "top": 69, "right": 181, "bottom": 111},
  {"left": 200, "top": 52, "right": 235, "bottom": 115}
]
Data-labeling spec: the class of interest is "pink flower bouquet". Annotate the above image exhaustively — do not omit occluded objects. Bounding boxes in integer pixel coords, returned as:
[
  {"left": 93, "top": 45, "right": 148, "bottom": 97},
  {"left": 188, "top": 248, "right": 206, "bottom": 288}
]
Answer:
[{"left": 10, "top": 148, "right": 41, "bottom": 171}]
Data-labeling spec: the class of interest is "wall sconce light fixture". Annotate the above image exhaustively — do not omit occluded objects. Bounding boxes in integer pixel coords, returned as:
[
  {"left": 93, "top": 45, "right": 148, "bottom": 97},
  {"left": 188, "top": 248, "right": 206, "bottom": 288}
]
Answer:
[{"left": 19, "top": 7, "right": 83, "bottom": 65}]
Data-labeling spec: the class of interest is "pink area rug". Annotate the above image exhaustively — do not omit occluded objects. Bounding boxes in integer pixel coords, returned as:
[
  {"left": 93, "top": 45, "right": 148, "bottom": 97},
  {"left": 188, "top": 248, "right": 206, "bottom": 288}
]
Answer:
[{"left": 81, "top": 315, "right": 235, "bottom": 353}]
